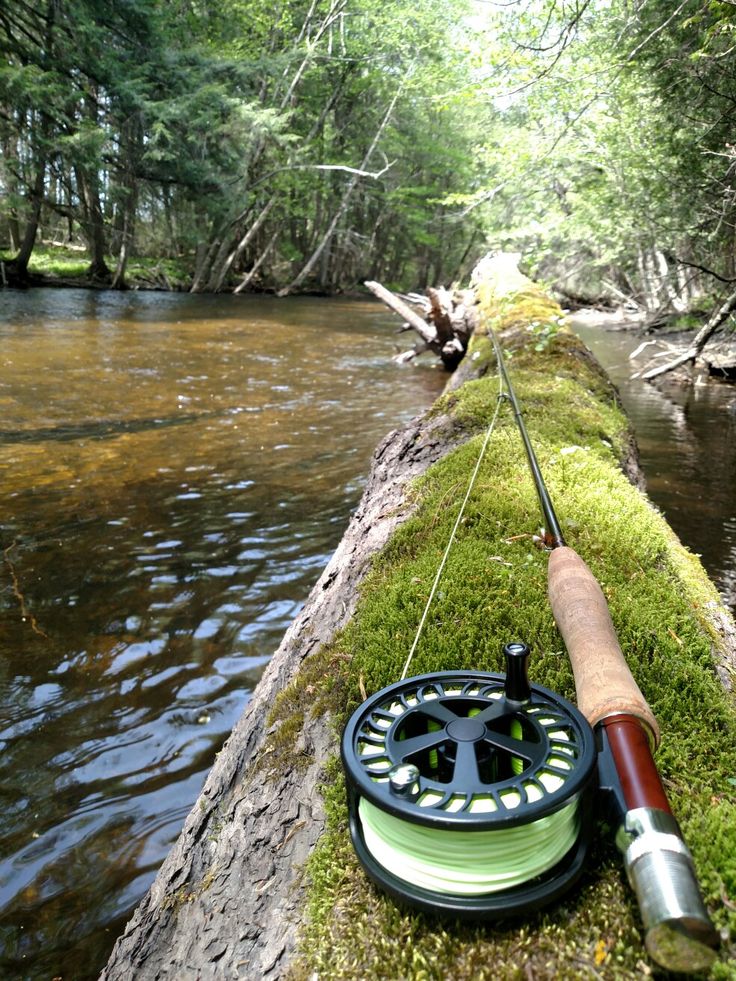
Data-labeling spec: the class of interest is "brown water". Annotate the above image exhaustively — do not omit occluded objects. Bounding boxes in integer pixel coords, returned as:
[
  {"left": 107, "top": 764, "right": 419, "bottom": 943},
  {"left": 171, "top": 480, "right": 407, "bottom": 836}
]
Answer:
[
  {"left": 0, "top": 289, "right": 446, "bottom": 980},
  {"left": 570, "top": 316, "right": 736, "bottom": 613}
]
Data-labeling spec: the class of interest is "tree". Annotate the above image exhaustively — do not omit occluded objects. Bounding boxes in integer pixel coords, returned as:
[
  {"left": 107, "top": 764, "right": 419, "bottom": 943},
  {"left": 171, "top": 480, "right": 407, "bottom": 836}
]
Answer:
[{"left": 462, "top": 0, "right": 736, "bottom": 315}]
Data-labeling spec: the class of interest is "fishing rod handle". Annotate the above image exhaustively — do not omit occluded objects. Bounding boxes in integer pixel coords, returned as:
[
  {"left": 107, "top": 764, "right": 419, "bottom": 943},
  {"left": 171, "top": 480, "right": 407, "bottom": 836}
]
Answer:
[{"left": 547, "top": 546, "right": 660, "bottom": 745}]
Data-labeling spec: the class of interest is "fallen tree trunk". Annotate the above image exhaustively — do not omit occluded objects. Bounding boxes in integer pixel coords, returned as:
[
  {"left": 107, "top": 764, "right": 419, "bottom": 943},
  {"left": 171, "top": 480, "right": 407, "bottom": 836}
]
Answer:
[
  {"left": 99, "top": 400, "right": 471, "bottom": 980},
  {"left": 102, "top": 259, "right": 736, "bottom": 980},
  {"left": 642, "top": 284, "right": 736, "bottom": 380}
]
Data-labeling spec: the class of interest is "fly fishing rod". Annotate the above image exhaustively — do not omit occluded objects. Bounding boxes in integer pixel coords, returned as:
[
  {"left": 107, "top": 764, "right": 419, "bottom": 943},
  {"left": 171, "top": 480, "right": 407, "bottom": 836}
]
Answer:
[{"left": 489, "top": 327, "right": 719, "bottom": 973}]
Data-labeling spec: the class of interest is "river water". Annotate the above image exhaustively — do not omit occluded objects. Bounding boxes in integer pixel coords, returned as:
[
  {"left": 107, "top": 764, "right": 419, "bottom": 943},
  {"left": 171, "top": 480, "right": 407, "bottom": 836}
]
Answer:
[
  {"left": 0, "top": 293, "right": 734, "bottom": 981},
  {"left": 569, "top": 315, "right": 736, "bottom": 614},
  {"left": 0, "top": 289, "right": 445, "bottom": 980}
]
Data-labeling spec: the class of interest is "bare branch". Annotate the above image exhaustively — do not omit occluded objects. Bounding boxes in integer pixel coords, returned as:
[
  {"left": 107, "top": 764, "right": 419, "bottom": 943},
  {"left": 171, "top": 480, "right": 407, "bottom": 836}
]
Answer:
[
  {"left": 642, "top": 286, "right": 736, "bottom": 381},
  {"left": 364, "top": 280, "right": 437, "bottom": 346}
]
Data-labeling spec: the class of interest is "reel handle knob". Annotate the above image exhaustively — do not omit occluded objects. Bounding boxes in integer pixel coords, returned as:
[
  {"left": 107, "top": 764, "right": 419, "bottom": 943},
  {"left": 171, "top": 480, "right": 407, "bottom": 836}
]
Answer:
[{"left": 503, "top": 641, "right": 531, "bottom": 703}]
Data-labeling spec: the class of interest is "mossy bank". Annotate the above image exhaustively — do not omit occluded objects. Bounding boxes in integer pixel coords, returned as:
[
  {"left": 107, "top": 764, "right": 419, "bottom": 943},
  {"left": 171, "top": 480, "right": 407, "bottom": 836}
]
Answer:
[{"left": 278, "top": 269, "right": 736, "bottom": 979}]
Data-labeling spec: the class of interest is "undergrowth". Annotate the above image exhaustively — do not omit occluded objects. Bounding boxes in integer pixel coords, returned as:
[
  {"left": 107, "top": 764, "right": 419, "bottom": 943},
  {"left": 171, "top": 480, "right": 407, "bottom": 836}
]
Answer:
[{"left": 0, "top": 244, "right": 192, "bottom": 288}]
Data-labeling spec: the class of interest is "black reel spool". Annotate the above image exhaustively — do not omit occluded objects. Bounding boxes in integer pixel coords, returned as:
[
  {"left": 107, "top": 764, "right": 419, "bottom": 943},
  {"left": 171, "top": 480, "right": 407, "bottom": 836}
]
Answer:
[{"left": 341, "top": 643, "right": 597, "bottom": 918}]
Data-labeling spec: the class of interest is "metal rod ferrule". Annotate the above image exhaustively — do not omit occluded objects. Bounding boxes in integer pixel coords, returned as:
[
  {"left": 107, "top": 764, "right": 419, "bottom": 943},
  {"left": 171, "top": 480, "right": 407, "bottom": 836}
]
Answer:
[{"left": 616, "top": 807, "right": 719, "bottom": 973}]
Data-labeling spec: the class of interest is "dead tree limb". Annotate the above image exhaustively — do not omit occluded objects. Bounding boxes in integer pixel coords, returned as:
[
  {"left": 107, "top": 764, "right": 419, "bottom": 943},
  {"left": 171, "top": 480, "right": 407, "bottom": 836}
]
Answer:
[
  {"left": 642, "top": 285, "right": 736, "bottom": 380},
  {"left": 364, "top": 280, "right": 437, "bottom": 345},
  {"left": 365, "top": 280, "right": 477, "bottom": 370}
]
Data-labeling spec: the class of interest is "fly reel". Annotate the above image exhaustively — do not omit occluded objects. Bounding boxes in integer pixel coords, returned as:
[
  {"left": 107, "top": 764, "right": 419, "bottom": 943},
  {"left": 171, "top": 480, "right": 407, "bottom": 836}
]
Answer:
[{"left": 341, "top": 644, "right": 597, "bottom": 918}]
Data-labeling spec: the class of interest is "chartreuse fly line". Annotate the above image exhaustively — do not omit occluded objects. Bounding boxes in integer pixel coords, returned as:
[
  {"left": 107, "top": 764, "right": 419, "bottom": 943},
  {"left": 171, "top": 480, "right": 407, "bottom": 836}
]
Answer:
[
  {"left": 342, "top": 670, "right": 596, "bottom": 915},
  {"left": 341, "top": 367, "right": 597, "bottom": 918},
  {"left": 358, "top": 795, "right": 579, "bottom": 896}
]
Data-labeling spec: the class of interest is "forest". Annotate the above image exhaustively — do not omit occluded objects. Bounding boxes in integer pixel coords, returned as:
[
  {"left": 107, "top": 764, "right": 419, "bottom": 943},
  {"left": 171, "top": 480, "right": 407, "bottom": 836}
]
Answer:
[{"left": 2, "top": 0, "right": 736, "bottom": 313}]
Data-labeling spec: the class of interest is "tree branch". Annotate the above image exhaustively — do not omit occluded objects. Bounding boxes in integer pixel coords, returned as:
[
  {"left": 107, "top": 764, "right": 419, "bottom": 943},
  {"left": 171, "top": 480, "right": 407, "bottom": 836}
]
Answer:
[
  {"left": 642, "top": 285, "right": 736, "bottom": 381},
  {"left": 364, "top": 280, "right": 437, "bottom": 346}
]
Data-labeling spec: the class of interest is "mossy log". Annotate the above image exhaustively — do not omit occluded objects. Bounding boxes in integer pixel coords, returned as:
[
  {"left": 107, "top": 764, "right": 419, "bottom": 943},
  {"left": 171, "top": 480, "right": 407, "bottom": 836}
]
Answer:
[{"left": 102, "top": 261, "right": 736, "bottom": 980}]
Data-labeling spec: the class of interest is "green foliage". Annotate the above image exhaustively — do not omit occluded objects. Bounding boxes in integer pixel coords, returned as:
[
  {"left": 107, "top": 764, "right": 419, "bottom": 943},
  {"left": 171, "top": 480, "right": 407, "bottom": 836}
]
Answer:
[
  {"left": 3, "top": 0, "right": 736, "bottom": 300},
  {"left": 0, "top": 243, "right": 190, "bottom": 286},
  {"left": 473, "top": 1, "right": 736, "bottom": 308},
  {"left": 0, "top": 0, "right": 492, "bottom": 291},
  {"left": 0, "top": 245, "right": 89, "bottom": 279}
]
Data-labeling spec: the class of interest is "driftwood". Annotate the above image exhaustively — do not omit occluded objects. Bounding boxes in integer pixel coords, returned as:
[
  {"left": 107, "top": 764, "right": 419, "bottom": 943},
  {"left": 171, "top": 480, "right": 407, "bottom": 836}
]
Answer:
[
  {"left": 99, "top": 390, "right": 479, "bottom": 981},
  {"left": 642, "top": 285, "right": 736, "bottom": 380},
  {"left": 365, "top": 279, "right": 478, "bottom": 369}
]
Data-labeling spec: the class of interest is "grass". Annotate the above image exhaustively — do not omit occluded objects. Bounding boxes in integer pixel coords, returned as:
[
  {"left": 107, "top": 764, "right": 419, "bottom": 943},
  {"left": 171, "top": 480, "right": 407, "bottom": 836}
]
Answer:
[
  {"left": 1, "top": 243, "right": 192, "bottom": 289},
  {"left": 257, "top": 271, "right": 736, "bottom": 979},
  {"left": 1, "top": 244, "right": 89, "bottom": 279}
]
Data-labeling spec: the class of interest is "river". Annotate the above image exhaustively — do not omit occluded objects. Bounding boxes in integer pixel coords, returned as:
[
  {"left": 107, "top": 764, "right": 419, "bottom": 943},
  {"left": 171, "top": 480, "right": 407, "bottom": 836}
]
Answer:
[
  {"left": 0, "top": 292, "right": 733, "bottom": 981},
  {"left": 0, "top": 289, "right": 446, "bottom": 980},
  {"left": 569, "top": 313, "right": 736, "bottom": 614}
]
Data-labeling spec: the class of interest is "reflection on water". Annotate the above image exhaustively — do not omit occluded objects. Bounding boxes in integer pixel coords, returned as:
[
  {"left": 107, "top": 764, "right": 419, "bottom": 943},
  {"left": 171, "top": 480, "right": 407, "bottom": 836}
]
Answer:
[
  {"left": 570, "top": 318, "right": 736, "bottom": 613},
  {"left": 0, "top": 289, "right": 446, "bottom": 980}
]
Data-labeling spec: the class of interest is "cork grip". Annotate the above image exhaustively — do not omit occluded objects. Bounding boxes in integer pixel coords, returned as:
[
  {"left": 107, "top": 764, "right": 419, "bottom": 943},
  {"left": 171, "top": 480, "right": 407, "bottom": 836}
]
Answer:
[{"left": 547, "top": 546, "right": 660, "bottom": 746}]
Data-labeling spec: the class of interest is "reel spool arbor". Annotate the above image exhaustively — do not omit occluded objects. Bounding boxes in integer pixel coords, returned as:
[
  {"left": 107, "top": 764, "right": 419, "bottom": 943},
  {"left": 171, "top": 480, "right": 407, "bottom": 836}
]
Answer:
[{"left": 341, "top": 644, "right": 597, "bottom": 918}]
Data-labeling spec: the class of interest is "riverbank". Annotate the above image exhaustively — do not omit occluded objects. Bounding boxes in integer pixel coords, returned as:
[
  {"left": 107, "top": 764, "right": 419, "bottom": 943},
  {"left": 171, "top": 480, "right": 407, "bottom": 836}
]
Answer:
[
  {"left": 1, "top": 244, "right": 375, "bottom": 296},
  {"left": 101, "top": 265, "right": 736, "bottom": 979},
  {"left": 0, "top": 245, "right": 193, "bottom": 291},
  {"left": 566, "top": 308, "right": 736, "bottom": 381}
]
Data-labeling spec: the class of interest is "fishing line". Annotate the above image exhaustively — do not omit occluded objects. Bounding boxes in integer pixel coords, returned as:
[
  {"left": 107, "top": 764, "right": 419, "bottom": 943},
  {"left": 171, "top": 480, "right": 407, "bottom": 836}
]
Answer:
[
  {"left": 400, "top": 370, "right": 505, "bottom": 681},
  {"left": 342, "top": 337, "right": 598, "bottom": 918}
]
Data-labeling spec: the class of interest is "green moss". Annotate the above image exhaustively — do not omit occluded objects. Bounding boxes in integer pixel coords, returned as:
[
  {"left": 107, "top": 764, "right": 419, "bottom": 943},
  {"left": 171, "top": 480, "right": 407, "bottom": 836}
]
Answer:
[
  {"left": 255, "top": 642, "right": 352, "bottom": 782},
  {"left": 0, "top": 245, "right": 90, "bottom": 278},
  {"left": 272, "top": 278, "right": 736, "bottom": 979},
  {"left": 160, "top": 866, "right": 218, "bottom": 912}
]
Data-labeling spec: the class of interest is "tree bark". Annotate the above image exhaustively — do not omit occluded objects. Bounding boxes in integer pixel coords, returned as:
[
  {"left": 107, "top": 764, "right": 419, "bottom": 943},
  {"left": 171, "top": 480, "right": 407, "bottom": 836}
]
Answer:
[
  {"left": 364, "top": 280, "right": 437, "bottom": 346},
  {"left": 76, "top": 164, "right": 111, "bottom": 283},
  {"left": 206, "top": 197, "right": 275, "bottom": 293},
  {"left": 2, "top": 134, "right": 23, "bottom": 252},
  {"left": 233, "top": 229, "right": 279, "bottom": 293},
  {"left": 9, "top": 152, "right": 46, "bottom": 279}
]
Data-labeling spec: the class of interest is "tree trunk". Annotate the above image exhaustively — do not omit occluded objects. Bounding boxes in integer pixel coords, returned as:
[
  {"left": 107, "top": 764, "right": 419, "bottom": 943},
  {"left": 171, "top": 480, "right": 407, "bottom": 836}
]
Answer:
[
  {"left": 111, "top": 190, "right": 135, "bottom": 291},
  {"left": 111, "top": 121, "right": 141, "bottom": 291},
  {"left": 76, "top": 165, "right": 110, "bottom": 283},
  {"left": 233, "top": 229, "right": 279, "bottom": 293},
  {"left": 206, "top": 197, "right": 275, "bottom": 293},
  {"left": 2, "top": 134, "right": 23, "bottom": 252},
  {"left": 190, "top": 0, "right": 348, "bottom": 295},
  {"left": 10, "top": 154, "right": 46, "bottom": 279},
  {"left": 277, "top": 86, "right": 402, "bottom": 297}
]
